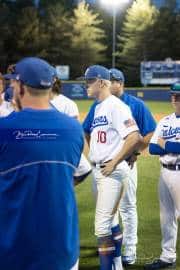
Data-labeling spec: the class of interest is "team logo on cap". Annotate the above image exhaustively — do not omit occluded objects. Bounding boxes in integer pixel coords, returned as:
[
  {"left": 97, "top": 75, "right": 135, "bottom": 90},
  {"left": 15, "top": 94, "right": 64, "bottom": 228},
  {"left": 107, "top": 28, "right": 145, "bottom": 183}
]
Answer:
[{"left": 40, "top": 80, "right": 51, "bottom": 87}]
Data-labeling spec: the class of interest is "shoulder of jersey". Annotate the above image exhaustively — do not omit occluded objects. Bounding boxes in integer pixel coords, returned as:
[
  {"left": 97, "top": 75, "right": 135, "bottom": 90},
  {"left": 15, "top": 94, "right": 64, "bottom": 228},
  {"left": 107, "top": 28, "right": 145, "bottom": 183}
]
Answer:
[
  {"left": 125, "top": 93, "right": 146, "bottom": 106},
  {"left": 111, "top": 95, "right": 131, "bottom": 110},
  {"left": 159, "top": 113, "right": 174, "bottom": 123},
  {"left": 53, "top": 94, "right": 73, "bottom": 104}
]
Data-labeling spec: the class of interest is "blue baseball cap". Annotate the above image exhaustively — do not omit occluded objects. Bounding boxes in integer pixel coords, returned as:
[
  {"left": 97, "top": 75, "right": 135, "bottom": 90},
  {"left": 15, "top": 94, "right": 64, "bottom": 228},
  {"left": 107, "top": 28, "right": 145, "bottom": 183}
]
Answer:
[
  {"left": 4, "top": 57, "right": 54, "bottom": 89},
  {"left": 109, "top": 68, "right": 125, "bottom": 83},
  {"left": 170, "top": 81, "right": 180, "bottom": 95},
  {"left": 84, "top": 65, "right": 110, "bottom": 81}
]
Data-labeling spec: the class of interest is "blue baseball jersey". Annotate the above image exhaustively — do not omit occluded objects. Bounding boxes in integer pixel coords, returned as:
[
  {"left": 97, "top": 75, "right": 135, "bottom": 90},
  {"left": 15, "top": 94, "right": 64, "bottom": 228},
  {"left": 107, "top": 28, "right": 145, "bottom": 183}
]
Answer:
[
  {"left": 120, "top": 93, "right": 156, "bottom": 136},
  {"left": 0, "top": 108, "right": 84, "bottom": 270},
  {"left": 83, "top": 93, "right": 156, "bottom": 136}
]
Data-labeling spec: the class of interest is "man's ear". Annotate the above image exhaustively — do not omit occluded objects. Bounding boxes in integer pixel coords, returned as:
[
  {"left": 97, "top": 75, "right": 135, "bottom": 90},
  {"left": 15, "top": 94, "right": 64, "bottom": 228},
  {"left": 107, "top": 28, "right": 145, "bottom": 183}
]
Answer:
[
  {"left": 19, "top": 83, "right": 25, "bottom": 97},
  {"left": 100, "top": 80, "right": 106, "bottom": 88}
]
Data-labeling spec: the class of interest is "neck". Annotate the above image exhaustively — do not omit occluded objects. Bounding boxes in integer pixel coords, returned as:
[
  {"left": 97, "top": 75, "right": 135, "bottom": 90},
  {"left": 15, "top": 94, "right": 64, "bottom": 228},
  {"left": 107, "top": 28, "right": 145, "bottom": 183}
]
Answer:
[
  {"left": 118, "top": 88, "right": 124, "bottom": 97},
  {"left": 21, "top": 96, "right": 51, "bottom": 110},
  {"left": 175, "top": 110, "right": 180, "bottom": 116},
  {"left": 97, "top": 88, "right": 111, "bottom": 101},
  {"left": 0, "top": 94, "right": 3, "bottom": 105},
  {"left": 50, "top": 92, "right": 57, "bottom": 100}
]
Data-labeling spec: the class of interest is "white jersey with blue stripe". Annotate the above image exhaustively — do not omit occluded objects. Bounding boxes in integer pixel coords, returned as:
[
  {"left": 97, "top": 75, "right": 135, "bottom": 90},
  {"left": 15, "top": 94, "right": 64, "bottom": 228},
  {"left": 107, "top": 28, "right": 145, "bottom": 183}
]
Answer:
[
  {"left": 50, "top": 94, "right": 79, "bottom": 118},
  {"left": 89, "top": 95, "right": 139, "bottom": 164},
  {"left": 150, "top": 113, "right": 180, "bottom": 164}
]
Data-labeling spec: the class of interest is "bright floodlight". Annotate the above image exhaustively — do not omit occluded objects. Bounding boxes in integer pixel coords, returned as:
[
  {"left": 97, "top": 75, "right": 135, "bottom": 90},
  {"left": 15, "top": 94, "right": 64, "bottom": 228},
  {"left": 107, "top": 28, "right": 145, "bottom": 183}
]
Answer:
[{"left": 100, "top": 0, "right": 129, "bottom": 8}]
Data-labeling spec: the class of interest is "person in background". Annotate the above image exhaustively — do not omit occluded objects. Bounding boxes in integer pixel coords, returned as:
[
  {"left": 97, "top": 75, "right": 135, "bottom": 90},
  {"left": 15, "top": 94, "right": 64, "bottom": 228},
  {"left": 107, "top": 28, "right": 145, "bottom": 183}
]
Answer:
[
  {"left": 50, "top": 72, "right": 92, "bottom": 186},
  {"left": 109, "top": 68, "right": 156, "bottom": 266}
]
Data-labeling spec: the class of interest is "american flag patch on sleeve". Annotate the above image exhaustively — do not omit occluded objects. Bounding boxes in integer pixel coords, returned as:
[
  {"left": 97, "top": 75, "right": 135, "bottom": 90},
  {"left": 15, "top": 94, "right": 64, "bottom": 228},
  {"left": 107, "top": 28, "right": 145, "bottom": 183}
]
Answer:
[{"left": 124, "top": 119, "right": 136, "bottom": 128}]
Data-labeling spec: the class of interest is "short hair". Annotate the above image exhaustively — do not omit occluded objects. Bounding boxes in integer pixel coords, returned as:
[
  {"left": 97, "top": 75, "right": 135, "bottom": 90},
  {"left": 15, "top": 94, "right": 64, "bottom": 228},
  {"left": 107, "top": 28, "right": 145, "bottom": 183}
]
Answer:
[{"left": 26, "top": 85, "right": 51, "bottom": 97}]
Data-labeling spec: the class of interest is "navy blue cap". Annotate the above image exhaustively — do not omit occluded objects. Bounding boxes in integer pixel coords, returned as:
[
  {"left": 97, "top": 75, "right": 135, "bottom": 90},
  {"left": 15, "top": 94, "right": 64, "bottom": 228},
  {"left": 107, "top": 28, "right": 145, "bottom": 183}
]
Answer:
[
  {"left": 170, "top": 81, "right": 180, "bottom": 95},
  {"left": 4, "top": 57, "right": 54, "bottom": 89},
  {"left": 109, "top": 68, "right": 125, "bottom": 83},
  {"left": 84, "top": 65, "right": 110, "bottom": 81}
]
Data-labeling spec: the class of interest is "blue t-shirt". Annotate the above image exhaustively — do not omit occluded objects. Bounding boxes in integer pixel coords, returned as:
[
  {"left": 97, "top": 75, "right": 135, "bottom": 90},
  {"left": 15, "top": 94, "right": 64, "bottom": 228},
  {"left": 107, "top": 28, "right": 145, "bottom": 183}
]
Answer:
[
  {"left": 120, "top": 93, "right": 156, "bottom": 136},
  {"left": 0, "top": 108, "right": 84, "bottom": 270},
  {"left": 83, "top": 93, "right": 156, "bottom": 136}
]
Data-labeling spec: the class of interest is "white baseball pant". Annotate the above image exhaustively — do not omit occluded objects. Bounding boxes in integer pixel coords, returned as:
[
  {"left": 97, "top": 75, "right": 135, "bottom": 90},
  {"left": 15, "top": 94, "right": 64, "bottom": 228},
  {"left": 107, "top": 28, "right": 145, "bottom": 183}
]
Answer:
[
  {"left": 119, "top": 163, "right": 138, "bottom": 256},
  {"left": 159, "top": 167, "right": 180, "bottom": 263},
  {"left": 92, "top": 162, "right": 130, "bottom": 236}
]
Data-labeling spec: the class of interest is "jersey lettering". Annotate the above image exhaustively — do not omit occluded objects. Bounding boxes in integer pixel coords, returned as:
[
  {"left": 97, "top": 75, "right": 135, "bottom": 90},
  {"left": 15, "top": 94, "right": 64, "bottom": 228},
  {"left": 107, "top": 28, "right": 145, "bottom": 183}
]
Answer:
[
  {"left": 92, "top": 115, "right": 108, "bottom": 129},
  {"left": 162, "top": 126, "right": 180, "bottom": 139}
]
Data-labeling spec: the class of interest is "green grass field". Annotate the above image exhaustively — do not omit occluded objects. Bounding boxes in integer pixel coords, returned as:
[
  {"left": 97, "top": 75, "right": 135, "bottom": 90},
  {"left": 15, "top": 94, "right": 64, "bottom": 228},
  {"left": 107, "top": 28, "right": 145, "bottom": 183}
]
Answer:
[{"left": 75, "top": 100, "right": 180, "bottom": 270}]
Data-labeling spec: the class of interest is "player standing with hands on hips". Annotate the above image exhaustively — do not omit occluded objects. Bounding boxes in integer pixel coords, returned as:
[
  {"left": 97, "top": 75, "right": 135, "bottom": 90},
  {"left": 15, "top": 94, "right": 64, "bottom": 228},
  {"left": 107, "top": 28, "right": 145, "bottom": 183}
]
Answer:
[
  {"left": 109, "top": 68, "right": 156, "bottom": 266},
  {"left": 0, "top": 57, "right": 84, "bottom": 270},
  {"left": 144, "top": 82, "right": 180, "bottom": 270},
  {"left": 83, "top": 65, "right": 141, "bottom": 270}
]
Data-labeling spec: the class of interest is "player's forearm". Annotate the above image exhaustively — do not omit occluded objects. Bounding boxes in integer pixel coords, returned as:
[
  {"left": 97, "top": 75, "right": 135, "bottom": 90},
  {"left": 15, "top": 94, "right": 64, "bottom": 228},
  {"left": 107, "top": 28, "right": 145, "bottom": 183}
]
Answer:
[
  {"left": 85, "top": 133, "right": 90, "bottom": 146},
  {"left": 139, "top": 132, "right": 154, "bottom": 151},
  {"left": 149, "top": 143, "right": 167, "bottom": 155},
  {"left": 113, "top": 131, "right": 142, "bottom": 166}
]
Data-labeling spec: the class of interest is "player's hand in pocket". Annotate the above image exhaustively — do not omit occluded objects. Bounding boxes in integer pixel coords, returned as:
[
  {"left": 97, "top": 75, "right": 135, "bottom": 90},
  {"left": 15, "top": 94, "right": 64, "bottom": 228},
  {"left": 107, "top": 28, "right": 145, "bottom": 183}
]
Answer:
[
  {"left": 127, "top": 154, "right": 137, "bottom": 169},
  {"left": 101, "top": 160, "right": 116, "bottom": 176}
]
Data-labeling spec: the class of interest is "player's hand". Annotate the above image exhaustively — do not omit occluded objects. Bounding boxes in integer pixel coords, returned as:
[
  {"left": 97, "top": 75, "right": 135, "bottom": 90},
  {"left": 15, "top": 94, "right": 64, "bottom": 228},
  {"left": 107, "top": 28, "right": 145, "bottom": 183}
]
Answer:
[
  {"left": 157, "top": 137, "right": 165, "bottom": 149},
  {"left": 101, "top": 160, "right": 116, "bottom": 176},
  {"left": 127, "top": 154, "right": 138, "bottom": 169}
]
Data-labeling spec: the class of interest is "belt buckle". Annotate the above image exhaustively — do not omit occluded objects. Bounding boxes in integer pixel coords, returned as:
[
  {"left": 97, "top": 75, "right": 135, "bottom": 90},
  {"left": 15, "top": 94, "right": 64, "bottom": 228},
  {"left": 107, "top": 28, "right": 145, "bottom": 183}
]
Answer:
[
  {"left": 176, "top": 164, "right": 178, "bottom": 171},
  {"left": 96, "top": 164, "right": 101, "bottom": 169}
]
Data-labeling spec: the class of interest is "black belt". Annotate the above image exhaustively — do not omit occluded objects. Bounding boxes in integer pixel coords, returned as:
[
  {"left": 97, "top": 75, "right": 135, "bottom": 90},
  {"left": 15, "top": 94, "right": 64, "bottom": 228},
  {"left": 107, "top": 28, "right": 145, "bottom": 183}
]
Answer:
[
  {"left": 162, "top": 163, "right": 180, "bottom": 171},
  {"left": 91, "top": 160, "right": 112, "bottom": 168}
]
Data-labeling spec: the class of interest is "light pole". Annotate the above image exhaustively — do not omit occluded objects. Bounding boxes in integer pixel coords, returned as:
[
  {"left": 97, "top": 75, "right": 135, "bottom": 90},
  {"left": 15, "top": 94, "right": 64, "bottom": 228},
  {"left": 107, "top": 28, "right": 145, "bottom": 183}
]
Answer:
[
  {"left": 100, "top": 0, "right": 129, "bottom": 68},
  {"left": 112, "top": 4, "right": 116, "bottom": 67}
]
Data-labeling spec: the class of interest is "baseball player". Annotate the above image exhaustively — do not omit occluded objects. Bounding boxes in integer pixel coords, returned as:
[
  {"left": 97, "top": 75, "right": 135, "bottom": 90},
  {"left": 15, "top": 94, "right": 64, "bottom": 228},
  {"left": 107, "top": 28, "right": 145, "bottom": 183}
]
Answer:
[
  {"left": 144, "top": 82, "right": 180, "bottom": 270},
  {"left": 50, "top": 75, "right": 92, "bottom": 185},
  {"left": 83, "top": 65, "right": 141, "bottom": 270},
  {"left": 109, "top": 68, "right": 156, "bottom": 266},
  {"left": 50, "top": 76, "right": 79, "bottom": 119},
  {"left": 0, "top": 57, "right": 84, "bottom": 270}
]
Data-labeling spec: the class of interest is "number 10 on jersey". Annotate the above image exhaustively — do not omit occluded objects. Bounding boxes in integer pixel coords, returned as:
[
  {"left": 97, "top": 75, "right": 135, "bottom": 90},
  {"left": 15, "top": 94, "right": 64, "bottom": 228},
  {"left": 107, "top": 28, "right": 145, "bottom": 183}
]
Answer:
[{"left": 97, "top": 131, "right": 107, "bottom": 143}]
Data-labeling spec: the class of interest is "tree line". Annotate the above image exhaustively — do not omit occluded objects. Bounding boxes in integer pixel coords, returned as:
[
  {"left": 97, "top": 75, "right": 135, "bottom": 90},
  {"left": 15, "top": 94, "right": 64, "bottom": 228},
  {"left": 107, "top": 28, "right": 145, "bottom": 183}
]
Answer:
[{"left": 0, "top": 0, "right": 180, "bottom": 85}]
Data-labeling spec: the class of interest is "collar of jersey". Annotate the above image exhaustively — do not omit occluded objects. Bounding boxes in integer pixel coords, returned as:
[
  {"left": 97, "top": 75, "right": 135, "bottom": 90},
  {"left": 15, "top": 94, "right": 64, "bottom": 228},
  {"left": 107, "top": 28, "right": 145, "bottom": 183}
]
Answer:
[
  {"left": 120, "top": 93, "right": 126, "bottom": 100},
  {"left": 22, "top": 107, "right": 55, "bottom": 113}
]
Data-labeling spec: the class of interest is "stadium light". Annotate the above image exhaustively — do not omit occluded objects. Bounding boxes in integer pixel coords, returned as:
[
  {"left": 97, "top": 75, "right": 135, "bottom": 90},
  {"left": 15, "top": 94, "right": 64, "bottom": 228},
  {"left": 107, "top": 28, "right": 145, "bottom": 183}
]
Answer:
[
  {"left": 100, "top": 0, "right": 129, "bottom": 8},
  {"left": 100, "top": 0, "right": 130, "bottom": 68}
]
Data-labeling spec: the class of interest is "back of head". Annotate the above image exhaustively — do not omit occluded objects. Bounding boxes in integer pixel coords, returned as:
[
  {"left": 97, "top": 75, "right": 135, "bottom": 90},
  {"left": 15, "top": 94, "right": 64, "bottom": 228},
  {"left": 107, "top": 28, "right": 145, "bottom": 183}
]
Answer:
[{"left": 4, "top": 57, "right": 54, "bottom": 93}]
